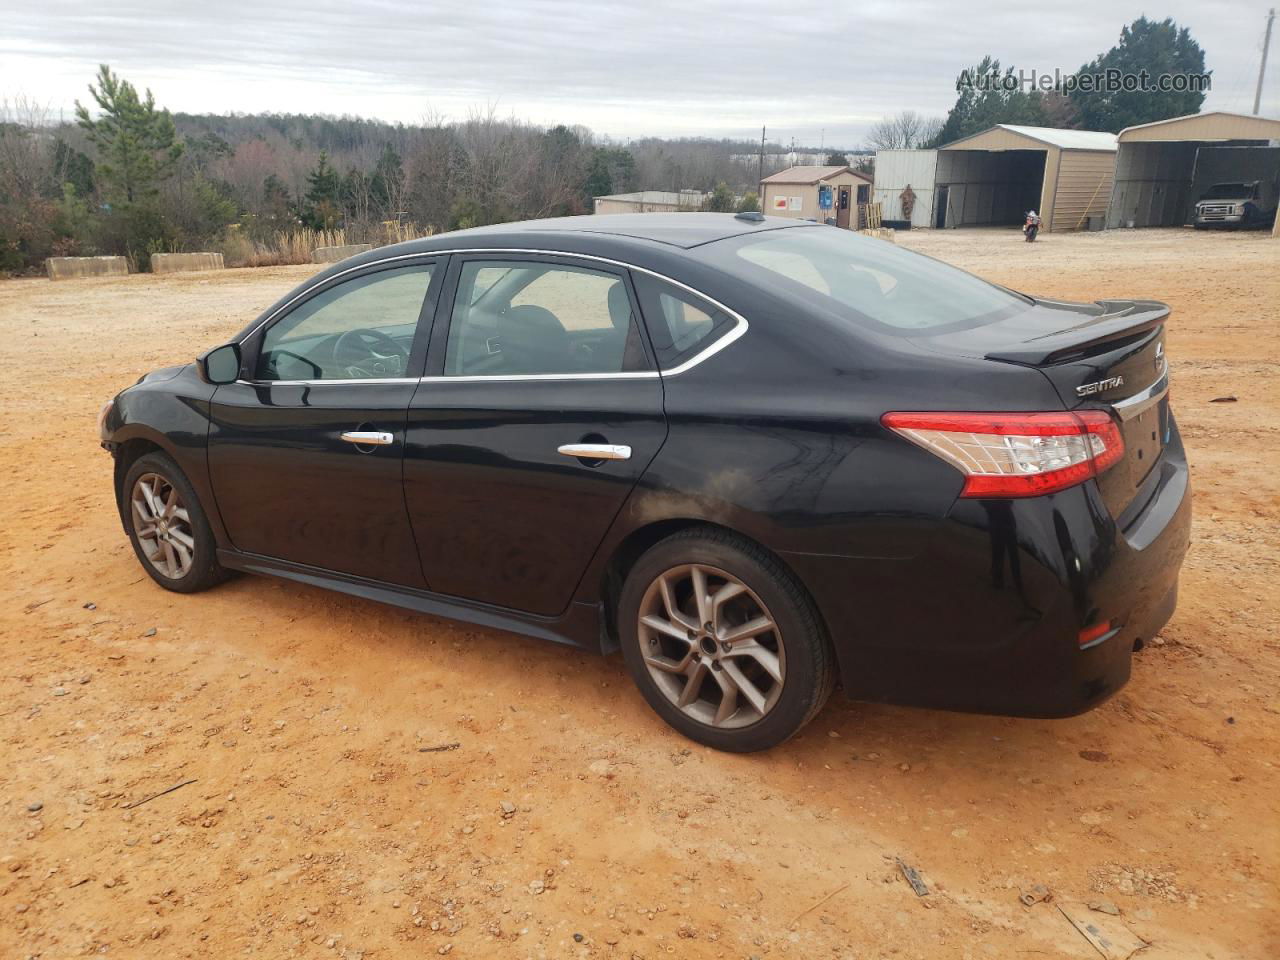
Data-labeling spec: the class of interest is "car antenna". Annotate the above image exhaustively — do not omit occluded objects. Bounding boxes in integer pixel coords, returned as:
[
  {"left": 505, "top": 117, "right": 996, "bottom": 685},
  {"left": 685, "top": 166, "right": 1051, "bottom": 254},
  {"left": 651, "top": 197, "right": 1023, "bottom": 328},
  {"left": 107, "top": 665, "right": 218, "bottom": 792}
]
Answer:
[{"left": 735, "top": 211, "right": 765, "bottom": 223}]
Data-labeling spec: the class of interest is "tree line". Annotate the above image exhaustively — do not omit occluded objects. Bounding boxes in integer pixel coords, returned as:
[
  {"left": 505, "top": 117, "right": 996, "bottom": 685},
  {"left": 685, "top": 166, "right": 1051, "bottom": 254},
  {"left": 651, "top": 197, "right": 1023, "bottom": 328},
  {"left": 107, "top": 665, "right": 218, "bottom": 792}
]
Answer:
[
  {"left": 1, "top": 69, "right": 801, "bottom": 273},
  {"left": 1, "top": 17, "right": 1207, "bottom": 273}
]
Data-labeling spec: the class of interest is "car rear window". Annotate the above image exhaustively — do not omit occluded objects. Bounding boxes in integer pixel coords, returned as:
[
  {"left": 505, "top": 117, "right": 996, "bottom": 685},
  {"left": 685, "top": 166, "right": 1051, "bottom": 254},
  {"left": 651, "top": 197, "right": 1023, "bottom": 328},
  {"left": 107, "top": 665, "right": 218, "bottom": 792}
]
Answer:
[{"left": 704, "top": 226, "right": 1031, "bottom": 336}]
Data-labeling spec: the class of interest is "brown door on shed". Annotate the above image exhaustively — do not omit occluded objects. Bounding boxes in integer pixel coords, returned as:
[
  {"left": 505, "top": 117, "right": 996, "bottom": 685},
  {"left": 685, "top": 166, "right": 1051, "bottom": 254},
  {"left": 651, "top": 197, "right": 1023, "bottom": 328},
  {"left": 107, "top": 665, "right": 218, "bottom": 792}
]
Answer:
[{"left": 836, "top": 187, "right": 851, "bottom": 228}]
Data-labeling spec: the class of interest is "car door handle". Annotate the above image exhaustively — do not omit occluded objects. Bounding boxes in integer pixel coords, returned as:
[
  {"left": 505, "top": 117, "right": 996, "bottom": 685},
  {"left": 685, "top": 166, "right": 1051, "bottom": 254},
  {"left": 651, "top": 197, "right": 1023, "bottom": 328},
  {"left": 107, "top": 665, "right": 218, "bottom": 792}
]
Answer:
[
  {"left": 341, "top": 430, "right": 394, "bottom": 446},
  {"left": 557, "top": 443, "right": 631, "bottom": 461}
]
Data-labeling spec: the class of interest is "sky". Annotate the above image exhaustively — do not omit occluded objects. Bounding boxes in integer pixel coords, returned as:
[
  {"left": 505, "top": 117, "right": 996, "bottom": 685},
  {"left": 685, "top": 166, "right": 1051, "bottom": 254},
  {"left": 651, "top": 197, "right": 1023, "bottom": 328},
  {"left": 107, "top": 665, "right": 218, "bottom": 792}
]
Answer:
[{"left": 2, "top": 0, "right": 1277, "bottom": 146}]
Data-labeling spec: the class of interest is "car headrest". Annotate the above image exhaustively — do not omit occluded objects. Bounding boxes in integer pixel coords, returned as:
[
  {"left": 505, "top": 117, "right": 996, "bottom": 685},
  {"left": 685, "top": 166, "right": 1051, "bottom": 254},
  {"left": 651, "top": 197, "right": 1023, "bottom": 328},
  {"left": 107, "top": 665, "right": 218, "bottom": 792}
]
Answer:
[
  {"left": 503, "top": 304, "right": 565, "bottom": 335},
  {"left": 499, "top": 305, "right": 567, "bottom": 374},
  {"left": 607, "top": 281, "right": 632, "bottom": 331}
]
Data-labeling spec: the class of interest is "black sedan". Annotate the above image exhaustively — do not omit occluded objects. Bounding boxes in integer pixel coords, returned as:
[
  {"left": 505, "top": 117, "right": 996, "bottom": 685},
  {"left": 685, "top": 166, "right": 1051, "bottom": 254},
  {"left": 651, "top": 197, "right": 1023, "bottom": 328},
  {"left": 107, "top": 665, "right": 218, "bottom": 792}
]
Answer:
[{"left": 99, "top": 214, "right": 1191, "bottom": 752}]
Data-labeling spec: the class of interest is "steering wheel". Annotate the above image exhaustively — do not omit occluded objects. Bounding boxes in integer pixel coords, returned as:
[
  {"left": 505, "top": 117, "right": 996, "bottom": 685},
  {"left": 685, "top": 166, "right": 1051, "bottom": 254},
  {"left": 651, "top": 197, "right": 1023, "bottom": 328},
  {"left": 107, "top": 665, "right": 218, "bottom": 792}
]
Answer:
[{"left": 333, "top": 328, "right": 410, "bottom": 379}]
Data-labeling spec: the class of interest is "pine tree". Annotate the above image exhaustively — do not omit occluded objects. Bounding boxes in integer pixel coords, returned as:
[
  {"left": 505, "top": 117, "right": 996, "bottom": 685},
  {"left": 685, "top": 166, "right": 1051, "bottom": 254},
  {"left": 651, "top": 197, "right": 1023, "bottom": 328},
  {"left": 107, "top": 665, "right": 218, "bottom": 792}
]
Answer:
[
  {"left": 931, "top": 57, "right": 1047, "bottom": 146},
  {"left": 370, "top": 143, "right": 404, "bottom": 215},
  {"left": 1070, "top": 17, "right": 1208, "bottom": 132},
  {"left": 304, "top": 152, "right": 342, "bottom": 229},
  {"left": 74, "top": 65, "right": 182, "bottom": 205},
  {"left": 74, "top": 65, "right": 183, "bottom": 266}
]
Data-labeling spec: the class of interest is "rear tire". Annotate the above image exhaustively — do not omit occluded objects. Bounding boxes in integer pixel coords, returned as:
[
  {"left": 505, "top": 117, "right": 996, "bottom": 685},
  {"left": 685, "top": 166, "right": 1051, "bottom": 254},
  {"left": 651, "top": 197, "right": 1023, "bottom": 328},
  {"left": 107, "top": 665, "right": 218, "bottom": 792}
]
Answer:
[
  {"left": 123, "top": 452, "right": 228, "bottom": 594},
  {"left": 618, "top": 527, "right": 835, "bottom": 752}
]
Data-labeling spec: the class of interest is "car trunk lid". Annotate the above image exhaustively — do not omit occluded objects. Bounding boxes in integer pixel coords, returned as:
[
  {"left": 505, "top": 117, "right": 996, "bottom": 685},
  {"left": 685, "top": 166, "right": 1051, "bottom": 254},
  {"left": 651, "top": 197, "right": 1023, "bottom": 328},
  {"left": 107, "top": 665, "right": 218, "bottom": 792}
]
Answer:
[{"left": 916, "top": 297, "right": 1172, "bottom": 516}]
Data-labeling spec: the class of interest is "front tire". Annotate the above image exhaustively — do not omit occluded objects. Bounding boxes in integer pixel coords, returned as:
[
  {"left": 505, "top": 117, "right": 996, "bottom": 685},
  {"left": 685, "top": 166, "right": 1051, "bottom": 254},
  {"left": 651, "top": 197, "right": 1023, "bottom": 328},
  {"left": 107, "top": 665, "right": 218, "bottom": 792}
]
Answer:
[
  {"left": 123, "top": 452, "right": 227, "bottom": 593},
  {"left": 618, "top": 528, "right": 835, "bottom": 752}
]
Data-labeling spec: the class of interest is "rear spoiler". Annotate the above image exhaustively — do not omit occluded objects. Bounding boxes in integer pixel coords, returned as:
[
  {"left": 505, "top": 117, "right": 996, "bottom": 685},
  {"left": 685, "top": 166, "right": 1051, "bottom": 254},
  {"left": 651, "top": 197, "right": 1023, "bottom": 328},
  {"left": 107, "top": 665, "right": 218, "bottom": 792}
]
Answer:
[{"left": 984, "top": 299, "right": 1170, "bottom": 366}]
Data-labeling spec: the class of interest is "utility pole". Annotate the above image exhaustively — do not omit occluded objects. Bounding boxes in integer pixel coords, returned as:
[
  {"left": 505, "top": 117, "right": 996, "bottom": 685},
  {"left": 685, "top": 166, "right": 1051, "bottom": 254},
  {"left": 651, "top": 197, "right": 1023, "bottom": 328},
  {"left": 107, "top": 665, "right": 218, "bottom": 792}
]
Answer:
[
  {"left": 1256, "top": 7, "right": 1276, "bottom": 115},
  {"left": 757, "top": 125, "right": 766, "bottom": 191}
]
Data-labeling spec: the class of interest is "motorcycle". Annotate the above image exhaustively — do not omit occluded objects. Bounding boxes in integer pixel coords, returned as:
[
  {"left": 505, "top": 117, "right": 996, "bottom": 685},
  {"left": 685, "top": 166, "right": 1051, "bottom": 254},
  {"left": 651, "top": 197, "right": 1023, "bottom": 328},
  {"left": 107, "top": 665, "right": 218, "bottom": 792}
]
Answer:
[{"left": 1023, "top": 210, "right": 1042, "bottom": 242}]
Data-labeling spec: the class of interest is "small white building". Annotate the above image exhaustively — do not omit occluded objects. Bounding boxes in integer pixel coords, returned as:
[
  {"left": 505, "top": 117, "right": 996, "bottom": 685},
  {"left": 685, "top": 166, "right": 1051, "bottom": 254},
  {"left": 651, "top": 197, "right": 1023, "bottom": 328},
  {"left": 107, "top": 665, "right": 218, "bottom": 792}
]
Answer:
[
  {"left": 593, "top": 190, "right": 706, "bottom": 214},
  {"left": 758, "top": 165, "right": 872, "bottom": 228}
]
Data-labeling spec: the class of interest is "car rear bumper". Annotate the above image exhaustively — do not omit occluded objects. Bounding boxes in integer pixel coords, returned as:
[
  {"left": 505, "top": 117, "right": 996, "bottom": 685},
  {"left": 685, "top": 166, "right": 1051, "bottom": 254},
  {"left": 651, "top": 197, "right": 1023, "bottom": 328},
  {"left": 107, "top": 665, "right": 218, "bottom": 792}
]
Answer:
[{"left": 783, "top": 426, "right": 1192, "bottom": 718}]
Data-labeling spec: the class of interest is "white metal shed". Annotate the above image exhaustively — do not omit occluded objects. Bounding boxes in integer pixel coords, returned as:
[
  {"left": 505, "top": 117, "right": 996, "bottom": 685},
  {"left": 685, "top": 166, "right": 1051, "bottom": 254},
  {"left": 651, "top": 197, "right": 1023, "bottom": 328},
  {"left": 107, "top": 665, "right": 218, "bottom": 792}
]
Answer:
[{"left": 871, "top": 150, "right": 938, "bottom": 227}]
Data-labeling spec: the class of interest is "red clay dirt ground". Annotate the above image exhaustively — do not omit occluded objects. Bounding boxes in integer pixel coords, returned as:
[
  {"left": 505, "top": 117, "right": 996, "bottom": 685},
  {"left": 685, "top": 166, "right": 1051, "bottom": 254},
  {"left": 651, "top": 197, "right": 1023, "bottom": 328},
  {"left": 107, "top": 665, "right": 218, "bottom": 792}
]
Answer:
[{"left": 0, "top": 227, "right": 1277, "bottom": 959}]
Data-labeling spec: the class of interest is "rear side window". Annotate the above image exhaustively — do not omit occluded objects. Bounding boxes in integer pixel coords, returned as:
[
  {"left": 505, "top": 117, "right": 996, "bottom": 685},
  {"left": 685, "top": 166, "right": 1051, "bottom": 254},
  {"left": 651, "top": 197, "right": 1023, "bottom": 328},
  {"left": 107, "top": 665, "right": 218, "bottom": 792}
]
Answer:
[
  {"left": 632, "top": 274, "right": 735, "bottom": 369},
  {"left": 703, "top": 227, "right": 1030, "bottom": 336},
  {"left": 445, "top": 261, "right": 649, "bottom": 376}
]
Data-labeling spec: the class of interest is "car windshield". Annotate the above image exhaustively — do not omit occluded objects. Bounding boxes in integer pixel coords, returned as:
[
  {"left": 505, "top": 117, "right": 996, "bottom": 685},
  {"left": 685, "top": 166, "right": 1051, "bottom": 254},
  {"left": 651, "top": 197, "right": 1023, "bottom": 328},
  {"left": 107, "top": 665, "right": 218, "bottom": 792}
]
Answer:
[
  {"left": 1202, "top": 183, "right": 1251, "bottom": 199},
  {"left": 704, "top": 226, "right": 1031, "bottom": 336}
]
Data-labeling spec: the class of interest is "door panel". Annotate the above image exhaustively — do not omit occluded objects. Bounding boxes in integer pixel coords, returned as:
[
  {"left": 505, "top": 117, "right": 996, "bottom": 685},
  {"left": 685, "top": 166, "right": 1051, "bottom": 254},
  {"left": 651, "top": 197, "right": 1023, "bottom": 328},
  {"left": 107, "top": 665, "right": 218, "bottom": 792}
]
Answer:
[
  {"left": 208, "top": 381, "right": 424, "bottom": 586},
  {"left": 403, "top": 254, "right": 666, "bottom": 616},
  {"left": 207, "top": 259, "right": 441, "bottom": 586},
  {"left": 403, "top": 378, "right": 665, "bottom": 614}
]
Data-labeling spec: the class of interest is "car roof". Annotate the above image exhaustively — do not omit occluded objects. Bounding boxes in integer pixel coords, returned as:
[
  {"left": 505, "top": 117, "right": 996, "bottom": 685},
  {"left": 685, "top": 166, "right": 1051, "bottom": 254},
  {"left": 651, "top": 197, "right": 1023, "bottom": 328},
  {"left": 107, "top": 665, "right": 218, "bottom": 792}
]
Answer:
[
  {"left": 403, "top": 212, "right": 816, "bottom": 252},
  {"left": 240, "top": 214, "right": 821, "bottom": 342}
]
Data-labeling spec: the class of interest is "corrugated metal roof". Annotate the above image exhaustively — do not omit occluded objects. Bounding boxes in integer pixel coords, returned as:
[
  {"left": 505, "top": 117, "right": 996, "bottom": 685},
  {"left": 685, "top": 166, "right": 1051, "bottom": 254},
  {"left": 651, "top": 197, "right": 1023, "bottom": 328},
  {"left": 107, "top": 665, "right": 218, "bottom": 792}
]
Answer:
[
  {"left": 759, "top": 165, "right": 871, "bottom": 184},
  {"left": 1117, "top": 111, "right": 1280, "bottom": 143},
  {"left": 941, "top": 125, "right": 1117, "bottom": 152}
]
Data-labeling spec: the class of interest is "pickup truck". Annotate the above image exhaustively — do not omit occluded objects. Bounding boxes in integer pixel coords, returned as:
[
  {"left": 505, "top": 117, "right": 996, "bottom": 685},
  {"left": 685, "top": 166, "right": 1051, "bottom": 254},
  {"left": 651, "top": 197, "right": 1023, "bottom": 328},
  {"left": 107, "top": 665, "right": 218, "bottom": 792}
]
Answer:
[{"left": 1193, "top": 180, "right": 1278, "bottom": 229}]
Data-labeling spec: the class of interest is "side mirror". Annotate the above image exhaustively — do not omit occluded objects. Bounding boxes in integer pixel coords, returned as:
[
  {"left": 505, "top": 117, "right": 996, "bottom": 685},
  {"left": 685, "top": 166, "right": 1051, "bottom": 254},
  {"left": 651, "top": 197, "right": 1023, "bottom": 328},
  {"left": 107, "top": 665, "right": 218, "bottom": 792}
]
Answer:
[{"left": 196, "top": 343, "right": 242, "bottom": 385}]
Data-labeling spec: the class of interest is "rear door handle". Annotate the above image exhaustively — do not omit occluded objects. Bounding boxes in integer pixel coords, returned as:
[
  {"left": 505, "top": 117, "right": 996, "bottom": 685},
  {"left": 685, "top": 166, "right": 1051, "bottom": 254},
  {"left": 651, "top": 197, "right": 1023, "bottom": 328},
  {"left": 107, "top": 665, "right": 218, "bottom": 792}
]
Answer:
[
  {"left": 341, "top": 431, "right": 394, "bottom": 446},
  {"left": 557, "top": 443, "right": 631, "bottom": 461}
]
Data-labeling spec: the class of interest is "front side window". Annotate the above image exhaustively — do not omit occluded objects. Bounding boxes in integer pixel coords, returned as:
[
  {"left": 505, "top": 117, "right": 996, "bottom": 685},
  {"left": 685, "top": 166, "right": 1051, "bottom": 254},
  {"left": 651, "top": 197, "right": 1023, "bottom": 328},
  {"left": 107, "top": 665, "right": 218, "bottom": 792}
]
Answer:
[
  {"left": 445, "top": 261, "right": 648, "bottom": 376},
  {"left": 257, "top": 264, "right": 434, "bottom": 380}
]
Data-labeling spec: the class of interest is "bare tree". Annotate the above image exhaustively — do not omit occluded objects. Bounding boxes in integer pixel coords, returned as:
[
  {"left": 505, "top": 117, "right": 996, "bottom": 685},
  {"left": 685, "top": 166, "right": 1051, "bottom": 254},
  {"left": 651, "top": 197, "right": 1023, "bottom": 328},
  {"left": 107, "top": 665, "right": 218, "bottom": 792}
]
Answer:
[
  {"left": 868, "top": 111, "right": 943, "bottom": 150},
  {"left": 0, "top": 97, "right": 63, "bottom": 268},
  {"left": 451, "top": 106, "right": 544, "bottom": 226},
  {"left": 920, "top": 116, "right": 944, "bottom": 147},
  {"left": 404, "top": 111, "right": 459, "bottom": 231}
]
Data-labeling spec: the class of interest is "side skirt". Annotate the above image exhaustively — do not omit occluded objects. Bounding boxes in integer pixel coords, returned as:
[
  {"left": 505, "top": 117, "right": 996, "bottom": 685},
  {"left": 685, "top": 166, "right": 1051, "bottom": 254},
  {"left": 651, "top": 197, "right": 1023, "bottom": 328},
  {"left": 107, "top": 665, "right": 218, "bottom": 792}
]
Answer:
[{"left": 216, "top": 549, "right": 604, "bottom": 650}]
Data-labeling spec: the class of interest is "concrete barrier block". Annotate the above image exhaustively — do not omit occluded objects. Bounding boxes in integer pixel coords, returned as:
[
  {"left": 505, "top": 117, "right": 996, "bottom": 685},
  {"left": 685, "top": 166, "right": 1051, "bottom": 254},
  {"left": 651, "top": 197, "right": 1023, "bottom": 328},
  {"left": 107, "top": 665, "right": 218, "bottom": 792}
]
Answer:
[
  {"left": 151, "top": 252, "right": 225, "bottom": 274},
  {"left": 46, "top": 256, "right": 129, "bottom": 281},
  {"left": 312, "top": 243, "right": 374, "bottom": 264}
]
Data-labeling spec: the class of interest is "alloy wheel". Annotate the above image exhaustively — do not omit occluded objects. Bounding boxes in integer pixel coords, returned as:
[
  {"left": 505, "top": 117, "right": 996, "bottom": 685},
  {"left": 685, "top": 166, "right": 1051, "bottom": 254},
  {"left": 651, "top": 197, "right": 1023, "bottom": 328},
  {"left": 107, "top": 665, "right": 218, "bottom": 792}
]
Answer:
[
  {"left": 637, "top": 563, "right": 785, "bottom": 729},
  {"left": 131, "top": 473, "right": 196, "bottom": 580}
]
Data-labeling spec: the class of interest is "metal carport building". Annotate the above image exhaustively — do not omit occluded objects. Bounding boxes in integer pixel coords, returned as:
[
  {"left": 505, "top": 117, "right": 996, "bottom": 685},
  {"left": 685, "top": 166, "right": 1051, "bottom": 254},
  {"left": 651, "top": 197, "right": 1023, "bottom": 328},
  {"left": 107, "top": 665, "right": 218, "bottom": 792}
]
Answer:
[
  {"left": 1105, "top": 111, "right": 1280, "bottom": 229},
  {"left": 934, "top": 125, "right": 1118, "bottom": 232}
]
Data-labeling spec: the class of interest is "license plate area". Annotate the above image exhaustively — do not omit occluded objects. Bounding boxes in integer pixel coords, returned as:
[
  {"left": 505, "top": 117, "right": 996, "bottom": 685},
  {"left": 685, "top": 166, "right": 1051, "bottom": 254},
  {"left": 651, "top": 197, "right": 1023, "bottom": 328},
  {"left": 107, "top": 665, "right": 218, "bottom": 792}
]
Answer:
[{"left": 1121, "top": 395, "right": 1168, "bottom": 488}]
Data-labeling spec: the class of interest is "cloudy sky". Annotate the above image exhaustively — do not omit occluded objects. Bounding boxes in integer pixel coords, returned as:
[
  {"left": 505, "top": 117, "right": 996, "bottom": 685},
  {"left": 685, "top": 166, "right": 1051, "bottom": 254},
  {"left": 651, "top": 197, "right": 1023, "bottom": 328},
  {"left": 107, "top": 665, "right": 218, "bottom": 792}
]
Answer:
[{"left": 3, "top": 0, "right": 1276, "bottom": 145}]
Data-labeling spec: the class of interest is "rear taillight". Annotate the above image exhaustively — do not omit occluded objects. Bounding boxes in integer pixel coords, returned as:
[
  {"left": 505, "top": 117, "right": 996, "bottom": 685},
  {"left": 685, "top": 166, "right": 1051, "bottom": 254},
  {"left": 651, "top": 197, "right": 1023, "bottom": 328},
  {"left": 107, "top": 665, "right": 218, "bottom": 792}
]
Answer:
[{"left": 881, "top": 410, "right": 1124, "bottom": 498}]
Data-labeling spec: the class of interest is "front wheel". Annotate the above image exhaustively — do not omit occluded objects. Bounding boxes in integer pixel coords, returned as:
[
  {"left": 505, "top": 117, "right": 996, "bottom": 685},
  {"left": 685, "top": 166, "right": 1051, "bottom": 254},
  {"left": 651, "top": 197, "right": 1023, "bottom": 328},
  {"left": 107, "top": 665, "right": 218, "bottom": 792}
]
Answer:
[
  {"left": 123, "top": 452, "right": 228, "bottom": 593},
  {"left": 618, "top": 528, "right": 835, "bottom": 752}
]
